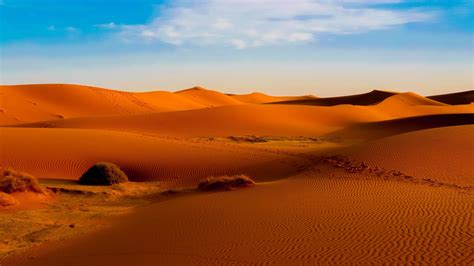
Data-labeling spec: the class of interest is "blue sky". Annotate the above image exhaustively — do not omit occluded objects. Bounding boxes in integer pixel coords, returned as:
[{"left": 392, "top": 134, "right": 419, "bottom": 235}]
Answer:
[{"left": 0, "top": 0, "right": 472, "bottom": 95}]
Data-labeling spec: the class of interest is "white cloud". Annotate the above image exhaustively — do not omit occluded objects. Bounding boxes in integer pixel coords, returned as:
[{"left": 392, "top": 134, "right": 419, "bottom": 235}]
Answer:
[
  {"left": 117, "top": 0, "right": 435, "bottom": 49},
  {"left": 96, "top": 22, "right": 118, "bottom": 29},
  {"left": 66, "top": 26, "right": 78, "bottom": 33}
]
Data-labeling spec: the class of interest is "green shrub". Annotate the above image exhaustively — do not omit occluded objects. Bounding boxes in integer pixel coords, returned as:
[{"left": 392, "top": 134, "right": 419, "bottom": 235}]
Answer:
[
  {"left": 79, "top": 162, "right": 129, "bottom": 186},
  {"left": 0, "top": 168, "right": 43, "bottom": 193},
  {"left": 198, "top": 175, "right": 255, "bottom": 191}
]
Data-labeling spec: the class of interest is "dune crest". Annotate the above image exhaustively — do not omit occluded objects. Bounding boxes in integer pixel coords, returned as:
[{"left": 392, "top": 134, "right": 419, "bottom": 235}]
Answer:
[
  {"left": 1, "top": 84, "right": 322, "bottom": 125},
  {"left": 428, "top": 90, "right": 474, "bottom": 105},
  {"left": 377, "top": 92, "right": 446, "bottom": 107},
  {"left": 271, "top": 89, "right": 398, "bottom": 106}
]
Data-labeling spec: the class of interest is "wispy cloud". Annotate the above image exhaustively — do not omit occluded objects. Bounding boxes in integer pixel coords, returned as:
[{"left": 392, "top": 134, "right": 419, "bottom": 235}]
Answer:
[
  {"left": 96, "top": 22, "right": 118, "bottom": 29},
  {"left": 115, "top": 0, "right": 436, "bottom": 49},
  {"left": 66, "top": 26, "right": 79, "bottom": 33}
]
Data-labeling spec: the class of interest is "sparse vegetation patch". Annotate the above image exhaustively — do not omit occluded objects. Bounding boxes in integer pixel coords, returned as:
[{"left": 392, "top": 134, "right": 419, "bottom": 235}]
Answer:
[
  {"left": 0, "top": 168, "right": 43, "bottom": 194},
  {"left": 198, "top": 175, "right": 255, "bottom": 191},
  {"left": 79, "top": 162, "right": 129, "bottom": 186}
]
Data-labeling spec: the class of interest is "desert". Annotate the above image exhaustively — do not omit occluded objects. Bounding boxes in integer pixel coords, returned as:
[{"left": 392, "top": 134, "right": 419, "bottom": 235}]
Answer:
[{"left": 0, "top": 83, "right": 472, "bottom": 265}]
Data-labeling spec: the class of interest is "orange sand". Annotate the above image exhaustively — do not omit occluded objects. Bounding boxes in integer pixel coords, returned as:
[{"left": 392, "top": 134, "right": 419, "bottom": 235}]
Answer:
[
  {"left": 342, "top": 125, "right": 474, "bottom": 187},
  {"left": 1, "top": 84, "right": 473, "bottom": 265},
  {"left": 0, "top": 127, "right": 307, "bottom": 184},
  {"left": 4, "top": 172, "right": 472, "bottom": 265}
]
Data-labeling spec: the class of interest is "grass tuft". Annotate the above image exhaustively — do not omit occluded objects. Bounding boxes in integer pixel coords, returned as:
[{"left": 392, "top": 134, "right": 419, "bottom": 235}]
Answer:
[{"left": 198, "top": 175, "right": 255, "bottom": 191}]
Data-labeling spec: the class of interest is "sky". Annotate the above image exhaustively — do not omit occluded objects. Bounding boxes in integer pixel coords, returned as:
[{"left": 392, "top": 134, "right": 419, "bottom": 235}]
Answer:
[{"left": 0, "top": 0, "right": 472, "bottom": 96}]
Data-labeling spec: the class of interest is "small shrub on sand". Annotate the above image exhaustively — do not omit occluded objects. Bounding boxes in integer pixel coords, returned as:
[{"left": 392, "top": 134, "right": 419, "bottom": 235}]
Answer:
[
  {"left": 0, "top": 168, "right": 43, "bottom": 193},
  {"left": 0, "top": 192, "right": 19, "bottom": 206},
  {"left": 198, "top": 175, "right": 255, "bottom": 191},
  {"left": 79, "top": 162, "right": 129, "bottom": 186}
]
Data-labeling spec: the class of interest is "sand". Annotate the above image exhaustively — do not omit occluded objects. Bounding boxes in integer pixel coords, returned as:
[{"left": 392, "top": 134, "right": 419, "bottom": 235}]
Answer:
[
  {"left": 0, "top": 127, "right": 309, "bottom": 184},
  {"left": 342, "top": 125, "right": 474, "bottom": 187},
  {"left": 3, "top": 171, "right": 472, "bottom": 265},
  {"left": 1, "top": 84, "right": 473, "bottom": 265},
  {"left": 428, "top": 90, "right": 474, "bottom": 105}
]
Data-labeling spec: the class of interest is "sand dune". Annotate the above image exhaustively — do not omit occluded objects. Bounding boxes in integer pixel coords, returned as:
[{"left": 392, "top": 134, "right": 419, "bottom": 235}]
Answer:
[
  {"left": 329, "top": 113, "right": 474, "bottom": 140},
  {"left": 271, "top": 89, "right": 397, "bottom": 106},
  {"left": 0, "top": 84, "right": 164, "bottom": 125},
  {"left": 228, "top": 92, "right": 316, "bottom": 104},
  {"left": 0, "top": 127, "right": 307, "bottom": 183},
  {"left": 2, "top": 84, "right": 315, "bottom": 126},
  {"left": 1, "top": 84, "right": 473, "bottom": 265},
  {"left": 12, "top": 99, "right": 473, "bottom": 138},
  {"left": 175, "top": 86, "right": 244, "bottom": 107},
  {"left": 371, "top": 92, "right": 473, "bottom": 118},
  {"left": 340, "top": 125, "right": 474, "bottom": 187},
  {"left": 428, "top": 90, "right": 474, "bottom": 105},
  {"left": 378, "top": 92, "right": 446, "bottom": 107},
  {"left": 5, "top": 172, "right": 472, "bottom": 265},
  {"left": 12, "top": 104, "right": 391, "bottom": 137}
]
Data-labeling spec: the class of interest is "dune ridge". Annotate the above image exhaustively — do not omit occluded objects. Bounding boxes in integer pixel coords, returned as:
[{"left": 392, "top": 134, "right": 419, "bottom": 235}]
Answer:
[
  {"left": 10, "top": 100, "right": 473, "bottom": 138},
  {"left": 270, "top": 89, "right": 398, "bottom": 106},
  {"left": 0, "top": 84, "right": 311, "bottom": 125},
  {"left": 328, "top": 113, "right": 474, "bottom": 140},
  {"left": 428, "top": 90, "right": 474, "bottom": 105},
  {"left": 228, "top": 92, "right": 317, "bottom": 104}
]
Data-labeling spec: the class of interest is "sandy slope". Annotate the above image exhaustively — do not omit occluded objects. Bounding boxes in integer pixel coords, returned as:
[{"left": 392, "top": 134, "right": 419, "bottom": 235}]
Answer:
[
  {"left": 329, "top": 113, "right": 474, "bottom": 140},
  {"left": 12, "top": 100, "right": 473, "bottom": 138},
  {"left": 377, "top": 92, "right": 446, "bottom": 107},
  {"left": 0, "top": 84, "right": 166, "bottom": 125},
  {"left": 341, "top": 125, "right": 474, "bottom": 187},
  {"left": 0, "top": 84, "right": 321, "bottom": 126},
  {"left": 175, "top": 86, "right": 244, "bottom": 106},
  {"left": 4, "top": 171, "right": 472, "bottom": 265},
  {"left": 229, "top": 92, "right": 316, "bottom": 104},
  {"left": 12, "top": 104, "right": 390, "bottom": 137},
  {"left": 428, "top": 90, "right": 474, "bottom": 105},
  {"left": 0, "top": 127, "right": 308, "bottom": 183},
  {"left": 272, "top": 89, "right": 398, "bottom": 106},
  {"left": 1, "top": 84, "right": 473, "bottom": 265}
]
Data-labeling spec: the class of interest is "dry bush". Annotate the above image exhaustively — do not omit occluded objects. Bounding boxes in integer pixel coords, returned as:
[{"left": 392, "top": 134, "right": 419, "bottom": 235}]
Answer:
[
  {"left": 0, "top": 192, "right": 19, "bottom": 206},
  {"left": 79, "top": 162, "right": 129, "bottom": 186},
  {"left": 198, "top": 175, "right": 255, "bottom": 191},
  {"left": 0, "top": 168, "right": 43, "bottom": 193}
]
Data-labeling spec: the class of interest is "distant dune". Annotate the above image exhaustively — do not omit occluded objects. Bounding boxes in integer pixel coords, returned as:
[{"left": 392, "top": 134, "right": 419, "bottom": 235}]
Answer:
[
  {"left": 175, "top": 86, "right": 244, "bottom": 107},
  {"left": 378, "top": 92, "right": 446, "bottom": 107},
  {"left": 10, "top": 104, "right": 390, "bottom": 137},
  {"left": 228, "top": 92, "right": 316, "bottom": 104},
  {"left": 270, "top": 90, "right": 397, "bottom": 106},
  {"left": 11, "top": 98, "right": 473, "bottom": 138},
  {"left": 428, "top": 90, "right": 474, "bottom": 105},
  {"left": 0, "top": 84, "right": 316, "bottom": 125},
  {"left": 329, "top": 113, "right": 474, "bottom": 140}
]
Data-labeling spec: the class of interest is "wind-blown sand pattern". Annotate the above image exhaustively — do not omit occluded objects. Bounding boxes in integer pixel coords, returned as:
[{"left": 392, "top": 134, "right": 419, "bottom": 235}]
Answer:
[
  {"left": 1, "top": 84, "right": 473, "bottom": 265},
  {"left": 3, "top": 173, "right": 472, "bottom": 265}
]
